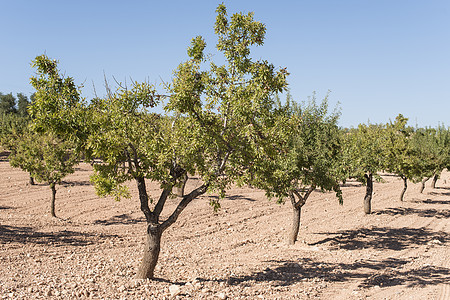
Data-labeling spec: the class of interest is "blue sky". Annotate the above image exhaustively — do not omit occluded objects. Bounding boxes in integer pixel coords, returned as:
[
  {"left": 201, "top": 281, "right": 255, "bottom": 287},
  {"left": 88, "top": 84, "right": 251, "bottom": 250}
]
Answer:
[{"left": 1, "top": 0, "right": 449, "bottom": 127}]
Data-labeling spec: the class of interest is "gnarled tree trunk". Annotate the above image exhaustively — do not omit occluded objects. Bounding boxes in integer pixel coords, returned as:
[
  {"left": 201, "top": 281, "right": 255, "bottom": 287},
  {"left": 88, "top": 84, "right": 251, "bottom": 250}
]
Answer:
[
  {"left": 289, "top": 205, "right": 302, "bottom": 245},
  {"left": 288, "top": 187, "right": 315, "bottom": 245},
  {"left": 134, "top": 173, "right": 209, "bottom": 279},
  {"left": 136, "top": 224, "right": 162, "bottom": 279},
  {"left": 364, "top": 173, "right": 373, "bottom": 214},
  {"left": 50, "top": 183, "right": 56, "bottom": 217},
  {"left": 399, "top": 176, "right": 407, "bottom": 201}
]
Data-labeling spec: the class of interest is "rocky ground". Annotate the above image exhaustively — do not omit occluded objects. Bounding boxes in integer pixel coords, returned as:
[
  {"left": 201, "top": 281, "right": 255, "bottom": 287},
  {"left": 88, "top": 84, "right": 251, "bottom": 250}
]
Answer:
[{"left": 0, "top": 160, "right": 449, "bottom": 299}]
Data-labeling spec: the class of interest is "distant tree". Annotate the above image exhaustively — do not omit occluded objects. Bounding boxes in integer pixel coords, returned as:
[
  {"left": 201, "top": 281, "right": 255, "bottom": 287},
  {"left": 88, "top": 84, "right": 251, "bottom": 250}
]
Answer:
[
  {"left": 9, "top": 130, "right": 78, "bottom": 217},
  {"left": 414, "top": 125, "right": 450, "bottom": 191},
  {"left": 250, "top": 93, "right": 344, "bottom": 245},
  {"left": 342, "top": 123, "right": 386, "bottom": 214},
  {"left": 384, "top": 114, "right": 421, "bottom": 201},
  {"left": 17, "top": 93, "right": 31, "bottom": 117},
  {"left": 0, "top": 93, "right": 17, "bottom": 115},
  {"left": 30, "top": 4, "right": 288, "bottom": 279}
]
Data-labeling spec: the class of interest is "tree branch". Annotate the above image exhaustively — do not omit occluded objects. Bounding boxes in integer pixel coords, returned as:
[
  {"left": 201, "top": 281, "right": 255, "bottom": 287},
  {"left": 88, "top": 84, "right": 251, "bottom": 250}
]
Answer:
[
  {"left": 152, "top": 188, "right": 171, "bottom": 223},
  {"left": 293, "top": 185, "right": 315, "bottom": 209},
  {"left": 160, "top": 184, "right": 208, "bottom": 232}
]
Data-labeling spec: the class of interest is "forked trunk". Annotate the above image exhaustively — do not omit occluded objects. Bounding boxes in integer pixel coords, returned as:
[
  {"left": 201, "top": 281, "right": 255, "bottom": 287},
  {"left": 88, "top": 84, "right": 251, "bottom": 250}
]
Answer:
[
  {"left": 288, "top": 187, "right": 314, "bottom": 245},
  {"left": 50, "top": 183, "right": 56, "bottom": 217},
  {"left": 289, "top": 205, "right": 302, "bottom": 245},
  {"left": 136, "top": 224, "right": 162, "bottom": 279},
  {"left": 431, "top": 174, "right": 439, "bottom": 189},
  {"left": 364, "top": 173, "right": 373, "bottom": 214},
  {"left": 399, "top": 176, "right": 407, "bottom": 202}
]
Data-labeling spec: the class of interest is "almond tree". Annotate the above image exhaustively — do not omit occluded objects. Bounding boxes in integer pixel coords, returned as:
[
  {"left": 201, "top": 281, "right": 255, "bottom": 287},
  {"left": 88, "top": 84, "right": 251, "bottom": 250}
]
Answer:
[
  {"left": 250, "top": 94, "right": 345, "bottom": 245},
  {"left": 410, "top": 125, "right": 450, "bottom": 192},
  {"left": 384, "top": 114, "right": 421, "bottom": 201},
  {"left": 342, "top": 123, "right": 386, "bottom": 214},
  {"left": 8, "top": 129, "right": 78, "bottom": 217},
  {"left": 29, "top": 4, "right": 288, "bottom": 279}
]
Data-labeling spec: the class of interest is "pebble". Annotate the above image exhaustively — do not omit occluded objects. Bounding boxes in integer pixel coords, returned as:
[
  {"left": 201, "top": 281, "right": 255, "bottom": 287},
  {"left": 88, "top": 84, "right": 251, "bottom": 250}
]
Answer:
[{"left": 169, "top": 284, "right": 181, "bottom": 297}]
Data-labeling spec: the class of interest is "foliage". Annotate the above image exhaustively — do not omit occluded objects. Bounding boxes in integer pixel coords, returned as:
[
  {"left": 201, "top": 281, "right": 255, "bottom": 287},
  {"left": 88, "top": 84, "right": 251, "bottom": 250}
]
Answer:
[
  {"left": 250, "top": 93, "right": 344, "bottom": 204},
  {"left": 29, "top": 4, "right": 289, "bottom": 278},
  {"left": 167, "top": 3, "right": 289, "bottom": 201},
  {"left": 341, "top": 123, "right": 386, "bottom": 183},
  {"left": 384, "top": 114, "right": 420, "bottom": 182},
  {"left": 8, "top": 129, "right": 78, "bottom": 186},
  {"left": 0, "top": 92, "right": 18, "bottom": 115}
]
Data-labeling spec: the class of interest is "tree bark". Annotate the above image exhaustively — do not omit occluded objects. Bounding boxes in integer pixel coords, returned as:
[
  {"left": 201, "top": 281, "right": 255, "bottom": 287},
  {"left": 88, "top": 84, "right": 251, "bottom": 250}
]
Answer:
[
  {"left": 399, "top": 176, "right": 407, "bottom": 202},
  {"left": 136, "top": 224, "right": 162, "bottom": 279},
  {"left": 50, "top": 183, "right": 56, "bottom": 217},
  {"left": 364, "top": 173, "right": 373, "bottom": 214},
  {"left": 289, "top": 205, "right": 302, "bottom": 245},
  {"left": 419, "top": 176, "right": 430, "bottom": 194},
  {"left": 29, "top": 174, "right": 35, "bottom": 185},
  {"left": 431, "top": 174, "right": 439, "bottom": 189},
  {"left": 288, "top": 187, "right": 314, "bottom": 245}
]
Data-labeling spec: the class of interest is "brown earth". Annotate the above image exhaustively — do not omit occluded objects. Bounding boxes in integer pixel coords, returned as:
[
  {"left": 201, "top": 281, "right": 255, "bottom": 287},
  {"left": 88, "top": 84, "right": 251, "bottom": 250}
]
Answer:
[{"left": 0, "top": 161, "right": 449, "bottom": 299}]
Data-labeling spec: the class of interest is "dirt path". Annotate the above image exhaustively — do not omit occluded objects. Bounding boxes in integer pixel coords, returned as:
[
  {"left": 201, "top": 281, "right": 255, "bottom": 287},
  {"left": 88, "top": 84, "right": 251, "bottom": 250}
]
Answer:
[{"left": 1, "top": 162, "right": 448, "bottom": 299}]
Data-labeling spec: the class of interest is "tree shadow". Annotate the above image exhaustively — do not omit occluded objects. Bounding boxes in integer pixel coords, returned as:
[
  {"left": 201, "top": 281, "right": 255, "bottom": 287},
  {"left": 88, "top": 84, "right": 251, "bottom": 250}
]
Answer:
[
  {"left": 417, "top": 199, "right": 450, "bottom": 205},
  {"left": 226, "top": 195, "right": 256, "bottom": 202},
  {"left": 340, "top": 181, "right": 363, "bottom": 188},
  {"left": 0, "top": 150, "right": 10, "bottom": 161},
  {"left": 220, "top": 257, "right": 449, "bottom": 289},
  {"left": 309, "top": 226, "right": 448, "bottom": 251},
  {"left": 430, "top": 190, "right": 450, "bottom": 196},
  {"left": 61, "top": 180, "right": 92, "bottom": 187},
  {"left": 93, "top": 213, "right": 145, "bottom": 225},
  {"left": 374, "top": 207, "right": 450, "bottom": 219},
  {"left": 0, "top": 224, "right": 119, "bottom": 246}
]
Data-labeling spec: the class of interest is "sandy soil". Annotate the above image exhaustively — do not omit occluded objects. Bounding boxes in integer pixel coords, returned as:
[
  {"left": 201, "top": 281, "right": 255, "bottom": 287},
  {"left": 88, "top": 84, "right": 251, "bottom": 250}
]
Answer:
[{"left": 0, "top": 160, "right": 449, "bottom": 299}]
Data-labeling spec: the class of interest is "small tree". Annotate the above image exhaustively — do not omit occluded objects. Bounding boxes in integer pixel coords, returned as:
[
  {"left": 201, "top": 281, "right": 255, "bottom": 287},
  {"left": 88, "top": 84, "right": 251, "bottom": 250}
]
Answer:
[
  {"left": 17, "top": 93, "right": 31, "bottom": 117},
  {"left": 342, "top": 123, "right": 386, "bottom": 214},
  {"left": 251, "top": 94, "right": 344, "bottom": 245},
  {"left": 30, "top": 4, "right": 288, "bottom": 279},
  {"left": 0, "top": 93, "right": 17, "bottom": 115},
  {"left": 384, "top": 114, "right": 420, "bottom": 201},
  {"left": 9, "top": 130, "right": 78, "bottom": 217}
]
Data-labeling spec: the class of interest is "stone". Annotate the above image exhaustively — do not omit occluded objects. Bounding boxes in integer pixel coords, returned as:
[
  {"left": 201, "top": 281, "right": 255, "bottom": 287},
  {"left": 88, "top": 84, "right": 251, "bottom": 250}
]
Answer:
[{"left": 169, "top": 284, "right": 181, "bottom": 297}]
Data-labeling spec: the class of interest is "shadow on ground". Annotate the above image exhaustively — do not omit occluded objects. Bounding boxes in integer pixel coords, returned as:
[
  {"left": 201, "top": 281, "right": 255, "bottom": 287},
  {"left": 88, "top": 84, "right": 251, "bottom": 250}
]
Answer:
[
  {"left": 0, "top": 224, "right": 118, "bottom": 246},
  {"left": 375, "top": 207, "right": 450, "bottom": 219},
  {"left": 61, "top": 180, "right": 92, "bottom": 187},
  {"left": 309, "top": 226, "right": 448, "bottom": 251},
  {"left": 220, "top": 257, "right": 449, "bottom": 289},
  {"left": 93, "top": 213, "right": 145, "bottom": 225}
]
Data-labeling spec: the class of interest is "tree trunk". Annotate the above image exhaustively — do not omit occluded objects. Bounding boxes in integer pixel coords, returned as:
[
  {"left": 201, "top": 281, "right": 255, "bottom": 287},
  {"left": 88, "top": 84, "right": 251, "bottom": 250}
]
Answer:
[
  {"left": 173, "top": 173, "right": 188, "bottom": 197},
  {"left": 364, "top": 173, "right": 373, "bottom": 214},
  {"left": 399, "top": 176, "right": 407, "bottom": 202},
  {"left": 419, "top": 177, "right": 430, "bottom": 194},
  {"left": 50, "top": 183, "right": 56, "bottom": 217},
  {"left": 431, "top": 174, "right": 439, "bottom": 189},
  {"left": 136, "top": 224, "right": 162, "bottom": 279},
  {"left": 289, "top": 205, "right": 302, "bottom": 245},
  {"left": 29, "top": 174, "right": 35, "bottom": 185}
]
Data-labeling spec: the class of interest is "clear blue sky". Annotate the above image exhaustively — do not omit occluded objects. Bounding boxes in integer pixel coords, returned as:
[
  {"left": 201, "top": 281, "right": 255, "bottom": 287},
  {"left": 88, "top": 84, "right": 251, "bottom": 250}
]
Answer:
[{"left": 1, "top": 0, "right": 449, "bottom": 127}]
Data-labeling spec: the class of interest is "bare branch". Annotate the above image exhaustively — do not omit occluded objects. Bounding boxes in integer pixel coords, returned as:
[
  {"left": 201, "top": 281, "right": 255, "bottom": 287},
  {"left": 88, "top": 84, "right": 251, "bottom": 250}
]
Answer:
[{"left": 160, "top": 184, "right": 208, "bottom": 232}]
